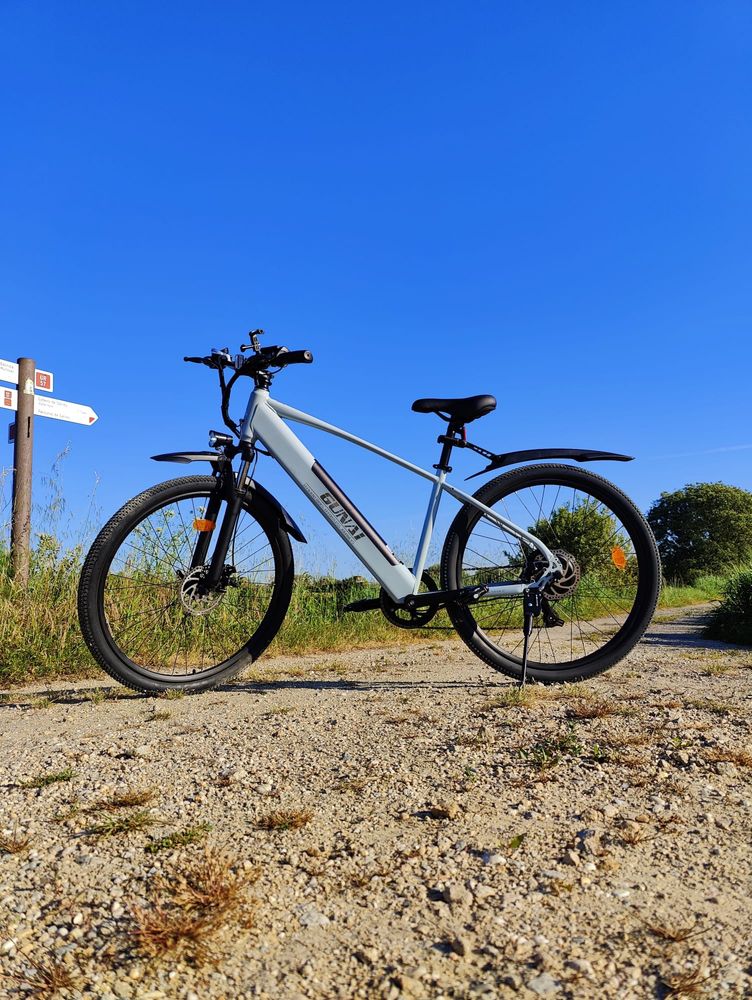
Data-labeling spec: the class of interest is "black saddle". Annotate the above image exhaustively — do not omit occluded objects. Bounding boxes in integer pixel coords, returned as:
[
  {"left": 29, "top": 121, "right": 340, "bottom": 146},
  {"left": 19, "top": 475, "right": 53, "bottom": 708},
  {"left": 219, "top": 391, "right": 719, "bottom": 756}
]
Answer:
[{"left": 412, "top": 394, "right": 496, "bottom": 426}]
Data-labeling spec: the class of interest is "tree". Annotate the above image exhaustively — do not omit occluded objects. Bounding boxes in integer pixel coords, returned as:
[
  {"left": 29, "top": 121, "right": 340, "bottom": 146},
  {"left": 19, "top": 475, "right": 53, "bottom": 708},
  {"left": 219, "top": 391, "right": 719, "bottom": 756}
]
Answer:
[
  {"left": 530, "top": 502, "right": 628, "bottom": 577},
  {"left": 647, "top": 482, "right": 752, "bottom": 583}
]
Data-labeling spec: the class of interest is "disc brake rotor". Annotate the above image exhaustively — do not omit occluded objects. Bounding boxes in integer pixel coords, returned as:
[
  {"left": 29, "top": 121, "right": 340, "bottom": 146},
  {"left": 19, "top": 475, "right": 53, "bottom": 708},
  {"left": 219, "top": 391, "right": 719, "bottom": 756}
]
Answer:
[
  {"left": 524, "top": 548, "right": 581, "bottom": 602},
  {"left": 179, "top": 565, "right": 235, "bottom": 615}
]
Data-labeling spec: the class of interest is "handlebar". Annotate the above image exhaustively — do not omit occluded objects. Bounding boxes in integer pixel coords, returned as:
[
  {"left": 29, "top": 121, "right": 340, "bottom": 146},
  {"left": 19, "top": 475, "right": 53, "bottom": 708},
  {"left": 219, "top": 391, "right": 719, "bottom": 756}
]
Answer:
[
  {"left": 183, "top": 340, "right": 314, "bottom": 439},
  {"left": 183, "top": 347, "right": 313, "bottom": 372}
]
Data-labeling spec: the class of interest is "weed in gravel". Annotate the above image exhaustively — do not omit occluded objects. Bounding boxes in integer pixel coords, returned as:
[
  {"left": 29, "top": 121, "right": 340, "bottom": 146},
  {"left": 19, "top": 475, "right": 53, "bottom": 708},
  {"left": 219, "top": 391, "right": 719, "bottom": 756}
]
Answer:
[
  {"left": 661, "top": 777, "right": 688, "bottom": 796},
  {"left": 90, "top": 787, "right": 157, "bottom": 811},
  {"left": 644, "top": 918, "right": 704, "bottom": 943},
  {"left": 28, "top": 696, "right": 54, "bottom": 710},
  {"left": 146, "top": 708, "right": 171, "bottom": 721},
  {"left": 257, "top": 809, "right": 312, "bottom": 831},
  {"left": 565, "top": 698, "right": 625, "bottom": 720},
  {"left": 703, "top": 747, "right": 752, "bottom": 768},
  {"left": 336, "top": 777, "right": 370, "bottom": 793},
  {"left": 684, "top": 698, "right": 734, "bottom": 716},
  {"left": 0, "top": 829, "right": 30, "bottom": 854},
  {"left": 519, "top": 724, "right": 584, "bottom": 770},
  {"left": 145, "top": 823, "right": 212, "bottom": 854},
  {"left": 20, "top": 767, "right": 74, "bottom": 789},
  {"left": 507, "top": 833, "right": 526, "bottom": 851},
  {"left": 3, "top": 954, "right": 79, "bottom": 996},
  {"left": 618, "top": 825, "right": 656, "bottom": 846},
  {"left": 82, "top": 688, "right": 107, "bottom": 705},
  {"left": 661, "top": 967, "right": 712, "bottom": 996},
  {"left": 700, "top": 662, "right": 735, "bottom": 677},
  {"left": 89, "top": 810, "right": 155, "bottom": 837},
  {"left": 264, "top": 705, "right": 295, "bottom": 717},
  {"left": 454, "top": 726, "right": 493, "bottom": 748},
  {"left": 159, "top": 689, "right": 185, "bottom": 700},
  {"left": 130, "top": 848, "right": 258, "bottom": 962},
  {"left": 53, "top": 802, "right": 81, "bottom": 824},
  {"left": 483, "top": 686, "right": 541, "bottom": 711}
]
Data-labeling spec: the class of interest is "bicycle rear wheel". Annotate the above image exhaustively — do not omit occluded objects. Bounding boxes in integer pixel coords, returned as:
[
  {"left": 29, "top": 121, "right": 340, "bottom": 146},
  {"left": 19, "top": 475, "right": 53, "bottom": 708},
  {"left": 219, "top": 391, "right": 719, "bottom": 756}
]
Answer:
[
  {"left": 441, "top": 464, "right": 661, "bottom": 683},
  {"left": 78, "top": 475, "right": 294, "bottom": 693}
]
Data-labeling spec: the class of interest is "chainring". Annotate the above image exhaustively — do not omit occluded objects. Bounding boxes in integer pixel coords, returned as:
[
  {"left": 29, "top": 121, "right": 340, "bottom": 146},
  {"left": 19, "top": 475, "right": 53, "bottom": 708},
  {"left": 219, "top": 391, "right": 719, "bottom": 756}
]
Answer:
[{"left": 380, "top": 572, "right": 439, "bottom": 629}]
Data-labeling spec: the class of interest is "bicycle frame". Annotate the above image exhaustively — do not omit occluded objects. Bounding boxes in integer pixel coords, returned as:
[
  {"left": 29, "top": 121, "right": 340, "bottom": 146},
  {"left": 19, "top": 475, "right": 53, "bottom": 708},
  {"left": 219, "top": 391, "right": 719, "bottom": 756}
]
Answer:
[{"left": 239, "top": 387, "right": 561, "bottom": 603}]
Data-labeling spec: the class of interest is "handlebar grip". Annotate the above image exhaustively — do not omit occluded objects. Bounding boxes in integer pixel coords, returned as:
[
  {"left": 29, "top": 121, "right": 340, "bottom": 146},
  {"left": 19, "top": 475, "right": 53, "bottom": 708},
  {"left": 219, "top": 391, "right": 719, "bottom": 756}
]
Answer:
[
  {"left": 281, "top": 350, "right": 314, "bottom": 365},
  {"left": 184, "top": 356, "right": 204, "bottom": 364}
]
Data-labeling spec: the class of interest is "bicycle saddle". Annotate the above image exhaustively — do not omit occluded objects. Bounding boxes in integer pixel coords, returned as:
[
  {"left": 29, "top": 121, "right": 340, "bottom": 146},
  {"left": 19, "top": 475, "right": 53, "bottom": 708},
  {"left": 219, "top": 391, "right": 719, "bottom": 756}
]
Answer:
[{"left": 411, "top": 394, "right": 497, "bottom": 425}]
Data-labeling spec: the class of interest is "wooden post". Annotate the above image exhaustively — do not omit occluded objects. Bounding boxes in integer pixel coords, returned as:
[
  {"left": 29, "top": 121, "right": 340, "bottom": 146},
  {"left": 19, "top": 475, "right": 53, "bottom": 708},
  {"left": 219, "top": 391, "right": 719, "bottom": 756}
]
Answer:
[{"left": 11, "top": 357, "right": 35, "bottom": 586}]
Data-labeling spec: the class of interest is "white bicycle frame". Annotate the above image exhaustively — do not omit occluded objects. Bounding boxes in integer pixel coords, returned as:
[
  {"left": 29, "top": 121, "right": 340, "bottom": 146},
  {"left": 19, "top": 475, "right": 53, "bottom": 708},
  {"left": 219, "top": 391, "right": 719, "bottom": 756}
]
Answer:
[{"left": 240, "top": 387, "right": 561, "bottom": 603}]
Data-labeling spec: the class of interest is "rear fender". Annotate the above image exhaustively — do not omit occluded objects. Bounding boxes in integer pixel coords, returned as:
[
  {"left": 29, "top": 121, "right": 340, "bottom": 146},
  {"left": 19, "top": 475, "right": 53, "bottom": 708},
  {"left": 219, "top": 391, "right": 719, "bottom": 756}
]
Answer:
[
  {"left": 151, "top": 451, "right": 306, "bottom": 542},
  {"left": 466, "top": 448, "right": 633, "bottom": 480}
]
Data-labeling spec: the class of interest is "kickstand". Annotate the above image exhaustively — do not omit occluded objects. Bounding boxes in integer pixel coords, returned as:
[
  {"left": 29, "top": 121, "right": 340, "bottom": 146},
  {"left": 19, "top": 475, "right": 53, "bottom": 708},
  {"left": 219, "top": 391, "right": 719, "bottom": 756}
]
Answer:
[{"left": 519, "top": 590, "right": 542, "bottom": 688}]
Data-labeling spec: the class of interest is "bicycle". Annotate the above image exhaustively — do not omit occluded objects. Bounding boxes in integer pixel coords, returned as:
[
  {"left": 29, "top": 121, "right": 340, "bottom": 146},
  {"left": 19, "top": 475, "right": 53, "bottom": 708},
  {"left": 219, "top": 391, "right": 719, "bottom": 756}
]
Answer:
[{"left": 78, "top": 331, "right": 661, "bottom": 694}]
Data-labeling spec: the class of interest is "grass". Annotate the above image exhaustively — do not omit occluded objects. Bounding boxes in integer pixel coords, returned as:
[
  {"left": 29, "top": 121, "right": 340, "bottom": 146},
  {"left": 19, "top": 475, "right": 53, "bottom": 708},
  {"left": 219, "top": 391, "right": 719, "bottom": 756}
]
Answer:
[
  {"left": 2, "top": 954, "right": 79, "bottom": 997},
  {"left": 129, "top": 848, "right": 257, "bottom": 962},
  {"left": 20, "top": 767, "right": 74, "bottom": 789},
  {"left": 256, "top": 808, "right": 313, "bottom": 831},
  {"left": 0, "top": 830, "right": 30, "bottom": 854},
  {"left": 89, "top": 787, "right": 156, "bottom": 811},
  {"left": 0, "top": 448, "right": 738, "bottom": 691},
  {"left": 145, "top": 823, "right": 212, "bottom": 854},
  {"left": 703, "top": 746, "right": 752, "bottom": 768},
  {"left": 0, "top": 470, "right": 733, "bottom": 686},
  {"left": 89, "top": 809, "right": 155, "bottom": 837}
]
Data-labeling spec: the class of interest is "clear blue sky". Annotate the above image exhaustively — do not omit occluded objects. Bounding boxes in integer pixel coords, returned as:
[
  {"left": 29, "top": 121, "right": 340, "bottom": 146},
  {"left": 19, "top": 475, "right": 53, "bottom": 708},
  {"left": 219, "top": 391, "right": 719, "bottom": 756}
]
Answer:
[{"left": 1, "top": 1, "right": 749, "bottom": 574}]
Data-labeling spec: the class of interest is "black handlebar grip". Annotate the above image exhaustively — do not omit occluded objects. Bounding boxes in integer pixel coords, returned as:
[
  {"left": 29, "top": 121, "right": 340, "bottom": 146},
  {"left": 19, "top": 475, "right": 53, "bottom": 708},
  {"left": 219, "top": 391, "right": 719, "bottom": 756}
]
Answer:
[
  {"left": 282, "top": 350, "right": 314, "bottom": 365},
  {"left": 184, "top": 356, "right": 204, "bottom": 363}
]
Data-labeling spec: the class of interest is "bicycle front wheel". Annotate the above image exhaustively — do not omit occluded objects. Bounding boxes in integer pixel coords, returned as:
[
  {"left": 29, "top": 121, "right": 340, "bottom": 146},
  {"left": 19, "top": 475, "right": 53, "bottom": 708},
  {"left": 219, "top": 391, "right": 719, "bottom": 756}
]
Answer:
[
  {"left": 441, "top": 464, "right": 661, "bottom": 683},
  {"left": 78, "top": 476, "right": 294, "bottom": 693}
]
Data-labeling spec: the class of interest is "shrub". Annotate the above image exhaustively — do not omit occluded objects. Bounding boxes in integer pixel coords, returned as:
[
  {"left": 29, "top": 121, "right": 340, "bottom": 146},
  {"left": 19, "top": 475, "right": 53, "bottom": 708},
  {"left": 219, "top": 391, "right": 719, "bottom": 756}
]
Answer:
[
  {"left": 704, "top": 568, "right": 752, "bottom": 645},
  {"left": 647, "top": 482, "right": 752, "bottom": 583}
]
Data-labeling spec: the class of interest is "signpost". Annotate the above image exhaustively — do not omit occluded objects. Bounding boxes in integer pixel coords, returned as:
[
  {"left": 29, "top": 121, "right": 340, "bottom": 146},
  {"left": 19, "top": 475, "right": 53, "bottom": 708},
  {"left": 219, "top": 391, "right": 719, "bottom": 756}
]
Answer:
[{"left": 1, "top": 356, "right": 98, "bottom": 586}]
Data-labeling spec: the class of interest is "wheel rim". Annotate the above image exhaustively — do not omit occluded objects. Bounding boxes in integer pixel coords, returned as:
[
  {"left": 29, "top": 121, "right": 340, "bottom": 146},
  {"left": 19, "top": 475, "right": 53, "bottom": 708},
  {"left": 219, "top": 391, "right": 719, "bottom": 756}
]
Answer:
[
  {"left": 100, "top": 491, "right": 280, "bottom": 678},
  {"left": 456, "top": 476, "right": 648, "bottom": 670}
]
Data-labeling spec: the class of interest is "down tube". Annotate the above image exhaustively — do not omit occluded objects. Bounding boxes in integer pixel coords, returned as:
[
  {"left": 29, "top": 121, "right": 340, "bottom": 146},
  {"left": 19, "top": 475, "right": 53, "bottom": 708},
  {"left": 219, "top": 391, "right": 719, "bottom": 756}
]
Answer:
[{"left": 250, "top": 399, "right": 417, "bottom": 601}]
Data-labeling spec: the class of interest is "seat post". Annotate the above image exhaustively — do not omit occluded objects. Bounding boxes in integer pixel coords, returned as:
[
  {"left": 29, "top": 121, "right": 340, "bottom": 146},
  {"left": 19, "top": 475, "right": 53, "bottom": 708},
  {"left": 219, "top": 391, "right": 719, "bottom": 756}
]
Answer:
[{"left": 434, "top": 424, "right": 463, "bottom": 473}]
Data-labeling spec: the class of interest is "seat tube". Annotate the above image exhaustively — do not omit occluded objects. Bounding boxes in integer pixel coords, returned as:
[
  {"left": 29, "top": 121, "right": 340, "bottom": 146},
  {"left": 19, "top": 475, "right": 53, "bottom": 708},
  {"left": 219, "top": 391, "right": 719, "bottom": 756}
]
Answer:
[{"left": 412, "top": 471, "right": 446, "bottom": 591}]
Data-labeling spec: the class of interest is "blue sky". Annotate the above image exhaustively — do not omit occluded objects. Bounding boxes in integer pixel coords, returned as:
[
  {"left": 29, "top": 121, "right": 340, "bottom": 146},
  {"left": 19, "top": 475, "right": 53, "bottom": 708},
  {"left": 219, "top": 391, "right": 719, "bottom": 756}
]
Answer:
[{"left": 1, "top": 1, "right": 749, "bottom": 574}]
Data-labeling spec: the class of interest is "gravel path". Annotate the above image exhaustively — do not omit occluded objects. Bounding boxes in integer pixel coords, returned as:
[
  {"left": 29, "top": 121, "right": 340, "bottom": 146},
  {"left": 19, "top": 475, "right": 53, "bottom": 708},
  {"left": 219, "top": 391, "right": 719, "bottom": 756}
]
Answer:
[{"left": 1, "top": 606, "right": 751, "bottom": 999}]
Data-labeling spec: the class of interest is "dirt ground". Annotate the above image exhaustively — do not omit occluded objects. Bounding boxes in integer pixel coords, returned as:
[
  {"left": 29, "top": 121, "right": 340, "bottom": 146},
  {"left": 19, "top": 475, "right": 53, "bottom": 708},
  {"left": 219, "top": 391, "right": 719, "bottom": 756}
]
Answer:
[{"left": 1, "top": 605, "right": 751, "bottom": 999}]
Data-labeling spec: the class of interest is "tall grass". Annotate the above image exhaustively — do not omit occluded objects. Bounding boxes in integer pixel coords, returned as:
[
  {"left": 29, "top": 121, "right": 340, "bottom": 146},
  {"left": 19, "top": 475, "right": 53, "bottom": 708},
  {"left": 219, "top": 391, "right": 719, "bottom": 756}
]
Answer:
[
  {"left": 0, "top": 459, "right": 731, "bottom": 685},
  {"left": 704, "top": 567, "right": 752, "bottom": 645}
]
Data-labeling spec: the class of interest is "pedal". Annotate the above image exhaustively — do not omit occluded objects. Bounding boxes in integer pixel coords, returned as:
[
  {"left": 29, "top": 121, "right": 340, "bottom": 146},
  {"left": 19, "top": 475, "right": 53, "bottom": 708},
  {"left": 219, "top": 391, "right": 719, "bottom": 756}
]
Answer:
[{"left": 343, "top": 597, "right": 381, "bottom": 613}]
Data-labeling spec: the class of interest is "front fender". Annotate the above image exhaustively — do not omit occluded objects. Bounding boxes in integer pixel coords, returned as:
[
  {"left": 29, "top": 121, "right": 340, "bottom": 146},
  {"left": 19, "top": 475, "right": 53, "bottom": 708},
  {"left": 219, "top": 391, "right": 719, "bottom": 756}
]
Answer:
[
  {"left": 466, "top": 448, "right": 633, "bottom": 480},
  {"left": 151, "top": 451, "right": 306, "bottom": 543}
]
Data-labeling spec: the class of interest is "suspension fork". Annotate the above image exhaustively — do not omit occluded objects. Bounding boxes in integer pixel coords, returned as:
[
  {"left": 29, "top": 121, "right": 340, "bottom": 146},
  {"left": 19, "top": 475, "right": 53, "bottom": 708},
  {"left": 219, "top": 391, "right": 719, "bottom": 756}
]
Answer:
[{"left": 193, "top": 454, "right": 252, "bottom": 589}]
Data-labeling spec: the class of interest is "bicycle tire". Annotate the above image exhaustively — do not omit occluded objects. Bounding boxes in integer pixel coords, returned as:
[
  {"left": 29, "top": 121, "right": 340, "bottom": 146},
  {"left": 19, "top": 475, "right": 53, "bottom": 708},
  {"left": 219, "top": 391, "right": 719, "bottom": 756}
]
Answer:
[
  {"left": 441, "top": 464, "right": 661, "bottom": 683},
  {"left": 78, "top": 475, "right": 294, "bottom": 694}
]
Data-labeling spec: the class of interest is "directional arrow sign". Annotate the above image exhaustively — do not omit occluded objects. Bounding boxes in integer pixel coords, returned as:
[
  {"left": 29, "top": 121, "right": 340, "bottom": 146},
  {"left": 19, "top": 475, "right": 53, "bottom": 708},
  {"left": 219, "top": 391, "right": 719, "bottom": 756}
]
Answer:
[
  {"left": 0, "top": 358, "right": 54, "bottom": 392},
  {"left": 1, "top": 388, "right": 97, "bottom": 425}
]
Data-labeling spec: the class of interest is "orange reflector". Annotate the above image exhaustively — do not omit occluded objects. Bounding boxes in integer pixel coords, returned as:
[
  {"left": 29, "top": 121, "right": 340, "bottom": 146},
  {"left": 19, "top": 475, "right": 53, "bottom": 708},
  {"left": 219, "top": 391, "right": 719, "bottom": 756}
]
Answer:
[
  {"left": 611, "top": 546, "right": 627, "bottom": 570},
  {"left": 193, "top": 518, "right": 216, "bottom": 532}
]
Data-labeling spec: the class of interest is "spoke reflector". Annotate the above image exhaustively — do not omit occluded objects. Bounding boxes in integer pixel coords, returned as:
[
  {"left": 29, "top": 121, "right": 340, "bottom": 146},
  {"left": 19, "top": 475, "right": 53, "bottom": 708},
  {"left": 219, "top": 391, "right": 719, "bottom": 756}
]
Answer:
[
  {"left": 193, "top": 518, "right": 215, "bottom": 532},
  {"left": 611, "top": 546, "right": 627, "bottom": 570}
]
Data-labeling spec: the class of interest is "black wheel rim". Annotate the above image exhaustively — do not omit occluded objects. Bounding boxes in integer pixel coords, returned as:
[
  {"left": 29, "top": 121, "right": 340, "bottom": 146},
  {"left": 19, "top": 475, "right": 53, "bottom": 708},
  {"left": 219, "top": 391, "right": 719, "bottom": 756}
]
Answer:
[
  {"left": 100, "top": 491, "right": 279, "bottom": 678},
  {"left": 456, "top": 476, "right": 649, "bottom": 670}
]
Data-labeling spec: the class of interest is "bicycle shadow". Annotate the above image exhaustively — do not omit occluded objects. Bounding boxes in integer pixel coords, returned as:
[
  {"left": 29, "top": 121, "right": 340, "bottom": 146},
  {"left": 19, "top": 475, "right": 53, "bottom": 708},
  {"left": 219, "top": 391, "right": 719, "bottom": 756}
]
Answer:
[{"left": 0, "top": 675, "right": 504, "bottom": 709}]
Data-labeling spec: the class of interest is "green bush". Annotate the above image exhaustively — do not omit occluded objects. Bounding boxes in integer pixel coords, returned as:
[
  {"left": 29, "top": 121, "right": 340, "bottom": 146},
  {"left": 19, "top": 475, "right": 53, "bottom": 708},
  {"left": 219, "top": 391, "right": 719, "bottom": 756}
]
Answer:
[
  {"left": 647, "top": 482, "right": 752, "bottom": 583},
  {"left": 704, "top": 568, "right": 752, "bottom": 645}
]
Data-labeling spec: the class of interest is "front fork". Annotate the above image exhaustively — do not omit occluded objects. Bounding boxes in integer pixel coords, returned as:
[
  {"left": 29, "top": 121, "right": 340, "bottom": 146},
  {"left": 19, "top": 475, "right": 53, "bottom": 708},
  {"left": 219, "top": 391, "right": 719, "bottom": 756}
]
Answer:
[{"left": 190, "top": 453, "right": 252, "bottom": 590}]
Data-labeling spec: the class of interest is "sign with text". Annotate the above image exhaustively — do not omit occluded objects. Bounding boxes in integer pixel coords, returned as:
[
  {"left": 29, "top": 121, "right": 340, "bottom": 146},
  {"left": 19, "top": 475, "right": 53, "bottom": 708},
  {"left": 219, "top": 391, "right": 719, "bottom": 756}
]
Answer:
[
  {"left": 0, "top": 358, "right": 54, "bottom": 392},
  {"left": 1, "top": 388, "right": 98, "bottom": 425}
]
